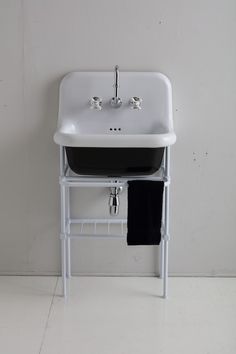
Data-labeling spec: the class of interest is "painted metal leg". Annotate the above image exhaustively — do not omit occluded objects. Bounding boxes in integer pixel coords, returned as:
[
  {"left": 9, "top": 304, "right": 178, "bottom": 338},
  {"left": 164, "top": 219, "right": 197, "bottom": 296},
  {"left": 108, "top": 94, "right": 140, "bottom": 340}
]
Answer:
[
  {"left": 163, "top": 147, "right": 170, "bottom": 299},
  {"left": 60, "top": 182, "right": 67, "bottom": 298},
  {"left": 160, "top": 178, "right": 166, "bottom": 279},
  {"left": 163, "top": 238, "right": 169, "bottom": 298},
  {"left": 159, "top": 239, "right": 164, "bottom": 279},
  {"left": 61, "top": 238, "right": 67, "bottom": 298},
  {"left": 66, "top": 186, "right": 71, "bottom": 278},
  {"left": 162, "top": 182, "right": 168, "bottom": 298},
  {"left": 159, "top": 149, "right": 166, "bottom": 279},
  {"left": 66, "top": 239, "right": 71, "bottom": 278}
]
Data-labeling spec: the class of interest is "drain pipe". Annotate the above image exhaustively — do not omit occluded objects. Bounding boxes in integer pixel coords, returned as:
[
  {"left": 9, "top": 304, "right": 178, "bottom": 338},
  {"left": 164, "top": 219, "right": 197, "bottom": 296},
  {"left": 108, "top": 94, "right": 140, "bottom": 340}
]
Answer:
[{"left": 109, "top": 187, "right": 122, "bottom": 216}]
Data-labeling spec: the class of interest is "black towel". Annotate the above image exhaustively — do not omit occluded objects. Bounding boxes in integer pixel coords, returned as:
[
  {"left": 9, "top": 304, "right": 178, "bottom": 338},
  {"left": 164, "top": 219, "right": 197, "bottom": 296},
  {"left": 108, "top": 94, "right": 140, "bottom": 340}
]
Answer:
[{"left": 127, "top": 181, "right": 164, "bottom": 245}]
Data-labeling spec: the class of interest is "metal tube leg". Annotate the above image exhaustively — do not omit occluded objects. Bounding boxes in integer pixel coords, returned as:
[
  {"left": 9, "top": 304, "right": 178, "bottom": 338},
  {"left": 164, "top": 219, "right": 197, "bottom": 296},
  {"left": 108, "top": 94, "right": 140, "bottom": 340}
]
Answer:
[
  {"left": 163, "top": 147, "right": 170, "bottom": 299},
  {"left": 66, "top": 186, "right": 71, "bottom": 278},
  {"left": 60, "top": 183, "right": 67, "bottom": 298},
  {"left": 61, "top": 238, "right": 67, "bottom": 298},
  {"left": 162, "top": 181, "right": 168, "bottom": 297},
  {"left": 160, "top": 175, "right": 166, "bottom": 279},
  {"left": 159, "top": 240, "right": 164, "bottom": 279},
  {"left": 66, "top": 238, "right": 71, "bottom": 278},
  {"left": 162, "top": 184, "right": 169, "bottom": 298},
  {"left": 163, "top": 239, "right": 169, "bottom": 298}
]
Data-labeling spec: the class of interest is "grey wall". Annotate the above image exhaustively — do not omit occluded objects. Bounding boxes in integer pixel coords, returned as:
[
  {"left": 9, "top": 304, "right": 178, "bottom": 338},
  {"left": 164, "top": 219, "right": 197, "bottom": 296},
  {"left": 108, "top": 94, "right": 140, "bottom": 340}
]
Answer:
[{"left": 0, "top": 0, "right": 236, "bottom": 275}]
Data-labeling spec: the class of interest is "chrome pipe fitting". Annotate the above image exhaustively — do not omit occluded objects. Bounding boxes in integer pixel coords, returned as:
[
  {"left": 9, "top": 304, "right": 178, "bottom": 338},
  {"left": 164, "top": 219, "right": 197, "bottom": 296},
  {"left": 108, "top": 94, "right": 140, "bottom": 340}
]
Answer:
[{"left": 109, "top": 186, "right": 123, "bottom": 216}]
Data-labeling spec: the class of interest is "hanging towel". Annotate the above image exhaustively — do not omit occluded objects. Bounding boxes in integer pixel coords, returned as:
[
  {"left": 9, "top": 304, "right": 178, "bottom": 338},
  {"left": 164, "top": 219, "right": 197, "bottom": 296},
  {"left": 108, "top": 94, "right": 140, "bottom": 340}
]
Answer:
[{"left": 127, "top": 181, "right": 164, "bottom": 245}]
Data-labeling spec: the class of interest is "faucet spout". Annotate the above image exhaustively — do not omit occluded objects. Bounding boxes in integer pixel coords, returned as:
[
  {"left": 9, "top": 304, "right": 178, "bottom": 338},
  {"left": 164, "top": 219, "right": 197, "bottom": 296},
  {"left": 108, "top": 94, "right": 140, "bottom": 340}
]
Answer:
[
  {"left": 110, "top": 65, "right": 122, "bottom": 108},
  {"left": 114, "top": 65, "right": 119, "bottom": 97}
]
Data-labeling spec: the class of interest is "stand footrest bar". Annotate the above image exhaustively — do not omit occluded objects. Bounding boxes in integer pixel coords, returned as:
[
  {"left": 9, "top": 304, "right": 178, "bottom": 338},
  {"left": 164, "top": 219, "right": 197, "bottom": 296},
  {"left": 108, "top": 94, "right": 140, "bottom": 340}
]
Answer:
[
  {"left": 69, "top": 233, "right": 126, "bottom": 239},
  {"left": 69, "top": 218, "right": 127, "bottom": 224}
]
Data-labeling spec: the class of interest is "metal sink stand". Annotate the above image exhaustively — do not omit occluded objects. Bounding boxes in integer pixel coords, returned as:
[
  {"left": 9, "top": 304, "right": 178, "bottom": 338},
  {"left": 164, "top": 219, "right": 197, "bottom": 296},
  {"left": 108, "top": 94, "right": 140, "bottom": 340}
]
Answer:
[{"left": 59, "top": 146, "right": 171, "bottom": 299}]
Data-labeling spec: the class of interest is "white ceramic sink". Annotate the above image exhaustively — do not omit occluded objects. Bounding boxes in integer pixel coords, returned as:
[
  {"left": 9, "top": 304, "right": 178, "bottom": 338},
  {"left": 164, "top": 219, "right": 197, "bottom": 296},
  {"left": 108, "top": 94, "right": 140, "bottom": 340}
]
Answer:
[{"left": 54, "top": 71, "right": 176, "bottom": 176}]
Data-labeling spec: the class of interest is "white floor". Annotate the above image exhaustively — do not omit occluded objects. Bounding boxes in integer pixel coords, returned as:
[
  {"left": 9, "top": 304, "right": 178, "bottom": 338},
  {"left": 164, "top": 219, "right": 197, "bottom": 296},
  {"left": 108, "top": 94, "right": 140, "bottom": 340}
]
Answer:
[{"left": 0, "top": 277, "right": 235, "bottom": 354}]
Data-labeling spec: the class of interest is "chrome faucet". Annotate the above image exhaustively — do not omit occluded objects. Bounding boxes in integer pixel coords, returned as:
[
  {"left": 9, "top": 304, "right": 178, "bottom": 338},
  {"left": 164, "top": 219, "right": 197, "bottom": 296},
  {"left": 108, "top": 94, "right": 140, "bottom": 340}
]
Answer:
[{"left": 110, "top": 65, "right": 122, "bottom": 108}]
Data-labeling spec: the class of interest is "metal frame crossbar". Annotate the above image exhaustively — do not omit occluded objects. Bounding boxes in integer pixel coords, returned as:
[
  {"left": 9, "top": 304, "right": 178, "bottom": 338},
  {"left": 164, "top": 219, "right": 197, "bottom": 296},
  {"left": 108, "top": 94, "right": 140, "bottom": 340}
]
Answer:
[{"left": 59, "top": 146, "right": 171, "bottom": 299}]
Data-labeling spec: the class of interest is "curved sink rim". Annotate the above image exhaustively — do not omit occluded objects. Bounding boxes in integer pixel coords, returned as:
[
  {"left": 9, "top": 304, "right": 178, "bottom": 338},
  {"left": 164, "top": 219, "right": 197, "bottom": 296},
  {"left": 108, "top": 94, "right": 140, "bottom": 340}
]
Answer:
[{"left": 53, "top": 131, "right": 176, "bottom": 148}]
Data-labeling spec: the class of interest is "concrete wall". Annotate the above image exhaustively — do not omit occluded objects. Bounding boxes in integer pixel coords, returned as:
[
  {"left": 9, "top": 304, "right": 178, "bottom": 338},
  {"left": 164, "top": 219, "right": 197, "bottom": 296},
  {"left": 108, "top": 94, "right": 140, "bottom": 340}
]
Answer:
[{"left": 0, "top": 0, "right": 236, "bottom": 275}]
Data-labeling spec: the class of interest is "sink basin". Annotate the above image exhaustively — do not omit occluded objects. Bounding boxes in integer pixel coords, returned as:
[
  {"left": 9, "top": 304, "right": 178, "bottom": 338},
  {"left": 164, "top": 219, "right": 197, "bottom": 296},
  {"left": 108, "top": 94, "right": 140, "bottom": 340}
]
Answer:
[{"left": 54, "top": 71, "right": 176, "bottom": 176}]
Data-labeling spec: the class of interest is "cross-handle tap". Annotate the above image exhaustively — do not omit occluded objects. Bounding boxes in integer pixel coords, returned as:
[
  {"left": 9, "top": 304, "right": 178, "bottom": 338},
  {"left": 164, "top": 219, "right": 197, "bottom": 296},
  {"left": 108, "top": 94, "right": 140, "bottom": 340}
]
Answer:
[
  {"left": 90, "top": 96, "right": 102, "bottom": 110},
  {"left": 129, "top": 96, "right": 142, "bottom": 110}
]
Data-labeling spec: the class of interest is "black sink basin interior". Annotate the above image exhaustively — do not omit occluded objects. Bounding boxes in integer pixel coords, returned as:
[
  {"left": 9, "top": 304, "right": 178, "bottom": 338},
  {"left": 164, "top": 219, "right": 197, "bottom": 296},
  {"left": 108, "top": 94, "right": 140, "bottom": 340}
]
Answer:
[{"left": 65, "top": 147, "right": 164, "bottom": 176}]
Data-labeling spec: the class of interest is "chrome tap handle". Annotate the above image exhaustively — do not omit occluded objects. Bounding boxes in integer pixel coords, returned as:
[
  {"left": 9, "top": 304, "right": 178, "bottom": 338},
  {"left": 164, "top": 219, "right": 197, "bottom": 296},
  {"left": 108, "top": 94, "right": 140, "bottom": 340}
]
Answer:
[
  {"left": 90, "top": 96, "right": 102, "bottom": 110},
  {"left": 129, "top": 96, "right": 142, "bottom": 110}
]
